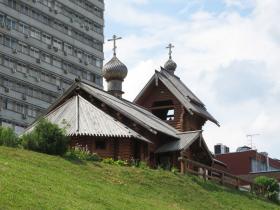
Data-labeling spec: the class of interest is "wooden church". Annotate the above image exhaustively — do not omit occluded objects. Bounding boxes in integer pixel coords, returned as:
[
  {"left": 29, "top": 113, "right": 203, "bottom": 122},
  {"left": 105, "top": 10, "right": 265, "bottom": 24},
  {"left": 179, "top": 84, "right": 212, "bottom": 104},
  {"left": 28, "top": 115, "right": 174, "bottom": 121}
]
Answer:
[{"left": 25, "top": 38, "right": 220, "bottom": 169}]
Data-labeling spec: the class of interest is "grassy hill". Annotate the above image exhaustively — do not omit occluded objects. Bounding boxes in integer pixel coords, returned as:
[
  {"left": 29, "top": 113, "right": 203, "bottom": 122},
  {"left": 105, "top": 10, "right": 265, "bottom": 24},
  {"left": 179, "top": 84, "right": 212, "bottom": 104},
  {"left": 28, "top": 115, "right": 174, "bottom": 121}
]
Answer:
[{"left": 0, "top": 146, "right": 279, "bottom": 210}]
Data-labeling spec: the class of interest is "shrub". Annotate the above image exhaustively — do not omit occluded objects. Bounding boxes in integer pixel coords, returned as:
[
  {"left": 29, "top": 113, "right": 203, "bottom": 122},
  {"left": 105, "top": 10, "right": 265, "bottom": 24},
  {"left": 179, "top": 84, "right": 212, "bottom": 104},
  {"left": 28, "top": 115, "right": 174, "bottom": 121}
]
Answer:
[
  {"left": 102, "top": 158, "right": 128, "bottom": 166},
  {"left": 115, "top": 159, "right": 128, "bottom": 166},
  {"left": 130, "top": 159, "right": 149, "bottom": 169},
  {"left": 20, "top": 119, "right": 69, "bottom": 156},
  {"left": 102, "top": 158, "right": 115, "bottom": 165},
  {"left": 171, "top": 166, "right": 179, "bottom": 174},
  {"left": 64, "top": 145, "right": 101, "bottom": 162},
  {"left": 138, "top": 161, "right": 149, "bottom": 169},
  {"left": 0, "top": 126, "right": 19, "bottom": 147},
  {"left": 254, "top": 176, "right": 279, "bottom": 202}
]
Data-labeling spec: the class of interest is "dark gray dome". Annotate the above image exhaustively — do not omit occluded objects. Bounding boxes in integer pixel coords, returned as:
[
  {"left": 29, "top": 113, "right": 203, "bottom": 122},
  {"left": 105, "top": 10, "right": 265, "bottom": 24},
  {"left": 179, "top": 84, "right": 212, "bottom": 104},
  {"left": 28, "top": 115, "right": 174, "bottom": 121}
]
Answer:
[
  {"left": 164, "top": 58, "right": 177, "bottom": 72},
  {"left": 102, "top": 56, "right": 128, "bottom": 81}
]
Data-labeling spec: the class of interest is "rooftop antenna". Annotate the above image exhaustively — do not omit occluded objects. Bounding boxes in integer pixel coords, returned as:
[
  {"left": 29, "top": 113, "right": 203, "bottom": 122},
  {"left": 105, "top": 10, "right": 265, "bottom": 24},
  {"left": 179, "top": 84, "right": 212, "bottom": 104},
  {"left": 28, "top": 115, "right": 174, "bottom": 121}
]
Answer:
[{"left": 246, "top": 134, "right": 260, "bottom": 149}]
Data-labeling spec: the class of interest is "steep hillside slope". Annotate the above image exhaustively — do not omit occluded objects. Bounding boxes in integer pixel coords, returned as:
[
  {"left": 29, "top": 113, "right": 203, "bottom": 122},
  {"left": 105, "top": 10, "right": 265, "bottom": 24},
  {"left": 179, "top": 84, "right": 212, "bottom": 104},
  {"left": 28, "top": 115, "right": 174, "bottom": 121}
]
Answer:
[{"left": 0, "top": 147, "right": 278, "bottom": 210}]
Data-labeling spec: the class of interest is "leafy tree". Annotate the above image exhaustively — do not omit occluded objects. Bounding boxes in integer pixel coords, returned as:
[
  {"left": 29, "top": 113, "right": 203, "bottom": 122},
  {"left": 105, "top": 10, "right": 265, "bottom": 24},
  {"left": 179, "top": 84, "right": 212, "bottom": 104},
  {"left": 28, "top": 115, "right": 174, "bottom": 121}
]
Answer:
[
  {"left": 254, "top": 176, "right": 279, "bottom": 203},
  {"left": 0, "top": 126, "right": 19, "bottom": 147},
  {"left": 21, "top": 119, "right": 69, "bottom": 156}
]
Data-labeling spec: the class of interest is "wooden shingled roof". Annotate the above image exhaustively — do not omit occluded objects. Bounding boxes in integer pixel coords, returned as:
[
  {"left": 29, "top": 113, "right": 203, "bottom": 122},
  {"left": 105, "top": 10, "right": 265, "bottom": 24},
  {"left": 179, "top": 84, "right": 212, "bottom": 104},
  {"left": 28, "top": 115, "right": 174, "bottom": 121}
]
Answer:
[
  {"left": 25, "top": 94, "right": 151, "bottom": 142},
  {"left": 25, "top": 80, "right": 179, "bottom": 140}
]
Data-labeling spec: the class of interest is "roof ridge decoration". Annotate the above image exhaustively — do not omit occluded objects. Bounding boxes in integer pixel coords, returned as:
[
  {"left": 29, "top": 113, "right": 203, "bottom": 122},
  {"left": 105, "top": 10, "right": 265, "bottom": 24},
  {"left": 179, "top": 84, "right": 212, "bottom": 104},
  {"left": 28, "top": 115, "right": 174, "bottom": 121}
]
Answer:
[
  {"left": 102, "top": 35, "right": 128, "bottom": 98},
  {"left": 163, "top": 43, "right": 177, "bottom": 73}
]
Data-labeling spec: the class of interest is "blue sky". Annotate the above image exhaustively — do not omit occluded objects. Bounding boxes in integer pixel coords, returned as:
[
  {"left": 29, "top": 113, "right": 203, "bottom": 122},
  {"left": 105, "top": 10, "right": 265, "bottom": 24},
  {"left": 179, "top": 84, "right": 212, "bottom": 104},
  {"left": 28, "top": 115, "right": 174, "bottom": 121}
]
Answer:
[{"left": 103, "top": 0, "right": 280, "bottom": 159}]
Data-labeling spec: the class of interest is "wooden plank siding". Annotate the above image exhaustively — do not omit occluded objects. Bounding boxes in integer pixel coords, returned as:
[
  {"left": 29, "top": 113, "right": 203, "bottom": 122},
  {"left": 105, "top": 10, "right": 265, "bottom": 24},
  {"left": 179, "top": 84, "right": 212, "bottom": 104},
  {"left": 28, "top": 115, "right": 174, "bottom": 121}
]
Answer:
[{"left": 70, "top": 136, "right": 148, "bottom": 161}]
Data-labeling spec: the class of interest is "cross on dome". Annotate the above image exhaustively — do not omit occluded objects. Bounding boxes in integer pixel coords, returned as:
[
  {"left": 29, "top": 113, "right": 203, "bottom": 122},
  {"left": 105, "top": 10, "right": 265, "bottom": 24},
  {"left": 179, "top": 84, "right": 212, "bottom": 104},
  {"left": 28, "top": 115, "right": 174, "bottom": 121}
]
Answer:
[
  {"left": 108, "top": 35, "right": 122, "bottom": 56},
  {"left": 103, "top": 34, "right": 128, "bottom": 98},
  {"left": 164, "top": 43, "right": 177, "bottom": 73},
  {"left": 166, "top": 43, "right": 175, "bottom": 59}
]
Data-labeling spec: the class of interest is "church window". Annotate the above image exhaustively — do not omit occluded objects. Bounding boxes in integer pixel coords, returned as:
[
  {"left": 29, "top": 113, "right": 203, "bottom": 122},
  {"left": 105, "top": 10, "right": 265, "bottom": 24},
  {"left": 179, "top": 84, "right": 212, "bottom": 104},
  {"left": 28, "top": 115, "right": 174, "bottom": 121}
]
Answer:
[{"left": 96, "top": 141, "right": 106, "bottom": 150}]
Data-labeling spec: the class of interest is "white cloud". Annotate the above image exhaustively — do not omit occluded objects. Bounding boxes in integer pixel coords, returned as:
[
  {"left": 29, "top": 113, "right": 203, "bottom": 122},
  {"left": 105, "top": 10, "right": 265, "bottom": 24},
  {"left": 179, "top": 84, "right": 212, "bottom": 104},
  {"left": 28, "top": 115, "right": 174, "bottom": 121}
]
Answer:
[{"left": 104, "top": 0, "right": 280, "bottom": 158}]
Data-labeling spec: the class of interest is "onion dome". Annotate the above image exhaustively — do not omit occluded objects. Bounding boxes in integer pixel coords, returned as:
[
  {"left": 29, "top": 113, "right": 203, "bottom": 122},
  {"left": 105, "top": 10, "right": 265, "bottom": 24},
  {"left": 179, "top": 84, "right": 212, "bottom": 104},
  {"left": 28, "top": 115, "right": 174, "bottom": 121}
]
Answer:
[
  {"left": 102, "top": 56, "right": 128, "bottom": 81},
  {"left": 164, "top": 58, "right": 177, "bottom": 72}
]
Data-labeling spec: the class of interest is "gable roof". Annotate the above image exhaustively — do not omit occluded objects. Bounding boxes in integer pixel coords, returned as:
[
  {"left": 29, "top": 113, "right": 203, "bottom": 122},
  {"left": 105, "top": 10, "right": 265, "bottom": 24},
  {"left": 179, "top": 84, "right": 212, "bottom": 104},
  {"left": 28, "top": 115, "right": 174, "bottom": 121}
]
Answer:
[
  {"left": 79, "top": 82, "right": 179, "bottom": 138},
  {"left": 155, "top": 130, "right": 202, "bottom": 153},
  {"left": 25, "top": 95, "right": 151, "bottom": 143},
  {"left": 134, "top": 68, "right": 219, "bottom": 126},
  {"left": 155, "top": 130, "right": 213, "bottom": 161},
  {"left": 34, "top": 80, "right": 179, "bottom": 140}
]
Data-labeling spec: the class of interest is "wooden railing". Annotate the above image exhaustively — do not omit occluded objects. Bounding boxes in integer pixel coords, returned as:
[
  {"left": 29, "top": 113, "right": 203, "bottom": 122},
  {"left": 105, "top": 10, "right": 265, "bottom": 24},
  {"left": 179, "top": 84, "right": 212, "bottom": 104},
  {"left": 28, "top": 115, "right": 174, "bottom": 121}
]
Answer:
[{"left": 179, "top": 157, "right": 263, "bottom": 192}]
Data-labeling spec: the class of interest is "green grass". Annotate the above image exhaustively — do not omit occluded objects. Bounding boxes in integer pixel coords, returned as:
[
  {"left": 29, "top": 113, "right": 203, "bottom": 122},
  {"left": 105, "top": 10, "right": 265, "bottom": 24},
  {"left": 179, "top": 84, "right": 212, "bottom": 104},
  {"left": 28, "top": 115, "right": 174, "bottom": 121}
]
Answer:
[{"left": 0, "top": 146, "right": 279, "bottom": 210}]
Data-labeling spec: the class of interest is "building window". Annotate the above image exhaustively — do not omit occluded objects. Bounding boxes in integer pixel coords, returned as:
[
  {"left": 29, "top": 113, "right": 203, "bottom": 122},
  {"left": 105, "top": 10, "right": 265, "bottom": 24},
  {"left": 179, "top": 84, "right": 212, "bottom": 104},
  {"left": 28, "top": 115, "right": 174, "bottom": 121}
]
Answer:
[
  {"left": 6, "top": 100, "right": 24, "bottom": 114},
  {"left": 20, "top": 5, "right": 30, "bottom": 15},
  {"left": 8, "top": 0, "right": 17, "bottom": 9},
  {"left": 41, "top": 0, "right": 52, "bottom": 7},
  {"left": 28, "top": 107, "right": 38, "bottom": 118},
  {"left": 151, "top": 100, "right": 175, "bottom": 121},
  {"left": 84, "top": 53, "right": 91, "bottom": 63},
  {"left": 30, "top": 47, "right": 40, "bottom": 58},
  {"left": 96, "top": 76, "right": 103, "bottom": 86},
  {"left": 17, "top": 63, "right": 27, "bottom": 74},
  {"left": 6, "top": 17, "right": 16, "bottom": 30},
  {"left": 53, "top": 58, "right": 62, "bottom": 67},
  {"left": 251, "top": 158, "right": 267, "bottom": 172},
  {"left": 42, "top": 33, "right": 51, "bottom": 45},
  {"left": 95, "top": 141, "right": 106, "bottom": 150},
  {"left": 30, "top": 28, "right": 41, "bottom": 39},
  {"left": 41, "top": 53, "right": 51, "bottom": 63},
  {"left": 17, "top": 42, "right": 29, "bottom": 54},
  {"left": 0, "top": 14, "right": 4, "bottom": 27},
  {"left": 53, "top": 39, "right": 62, "bottom": 50},
  {"left": 88, "top": 73, "right": 95, "bottom": 82},
  {"left": 3, "top": 57, "right": 14, "bottom": 68},
  {"left": 29, "top": 68, "right": 38, "bottom": 78},
  {"left": 96, "top": 58, "right": 102, "bottom": 68},
  {"left": 64, "top": 43, "right": 73, "bottom": 55},
  {"left": 4, "top": 37, "right": 17, "bottom": 49},
  {"left": 19, "top": 22, "right": 29, "bottom": 34},
  {"left": 76, "top": 50, "right": 83, "bottom": 59}
]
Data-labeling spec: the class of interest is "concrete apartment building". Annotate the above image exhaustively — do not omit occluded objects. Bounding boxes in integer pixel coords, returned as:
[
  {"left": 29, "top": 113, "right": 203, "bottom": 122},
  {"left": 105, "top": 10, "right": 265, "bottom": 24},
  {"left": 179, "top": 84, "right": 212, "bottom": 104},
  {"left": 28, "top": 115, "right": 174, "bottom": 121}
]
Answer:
[{"left": 0, "top": 0, "right": 104, "bottom": 133}]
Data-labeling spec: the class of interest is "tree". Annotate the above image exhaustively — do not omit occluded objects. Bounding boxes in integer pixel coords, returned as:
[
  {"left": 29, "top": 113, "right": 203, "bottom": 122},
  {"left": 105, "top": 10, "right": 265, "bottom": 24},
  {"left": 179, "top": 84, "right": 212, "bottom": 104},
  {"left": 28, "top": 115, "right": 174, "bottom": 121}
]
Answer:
[
  {"left": 0, "top": 126, "right": 19, "bottom": 147},
  {"left": 21, "top": 119, "right": 69, "bottom": 156},
  {"left": 254, "top": 176, "right": 279, "bottom": 203}
]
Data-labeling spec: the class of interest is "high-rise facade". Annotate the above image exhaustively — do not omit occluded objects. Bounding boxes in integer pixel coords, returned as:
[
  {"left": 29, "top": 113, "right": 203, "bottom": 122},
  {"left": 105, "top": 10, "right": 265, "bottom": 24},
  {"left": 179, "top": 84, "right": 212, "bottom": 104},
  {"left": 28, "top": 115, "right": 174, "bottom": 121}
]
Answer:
[{"left": 0, "top": 0, "right": 104, "bottom": 133}]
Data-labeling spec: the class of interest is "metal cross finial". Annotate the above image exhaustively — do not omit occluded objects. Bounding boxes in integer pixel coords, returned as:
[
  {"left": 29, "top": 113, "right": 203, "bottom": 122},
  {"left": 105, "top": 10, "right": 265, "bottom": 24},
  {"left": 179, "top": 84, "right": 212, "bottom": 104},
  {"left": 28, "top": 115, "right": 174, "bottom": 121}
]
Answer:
[
  {"left": 108, "top": 35, "right": 122, "bottom": 56},
  {"left": 166, "top": 43, "right": 175, "bottom": 59}
]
